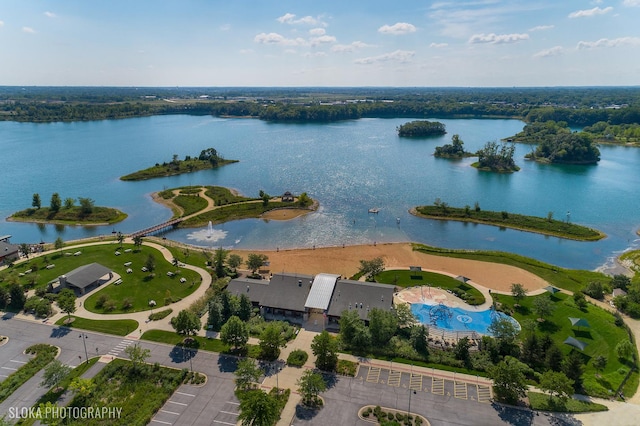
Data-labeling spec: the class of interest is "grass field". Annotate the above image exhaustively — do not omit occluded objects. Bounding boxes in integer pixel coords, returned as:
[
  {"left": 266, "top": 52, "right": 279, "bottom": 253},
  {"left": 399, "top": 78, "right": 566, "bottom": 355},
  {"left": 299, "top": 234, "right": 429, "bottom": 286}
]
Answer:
[
  {"left": 376, "top": 269, "right": 486, "bottom": 305},
  {"left": 9, "top": 206, "right": 127, "bottom": 225},
  {"left": 173, "top": 194, "right": 209, "bottom": 216},
  {"left": 141, "top": 329, "right": 259, "bottom": 356},
  {"left": 54, "top": 316, "right": 138, "bottom": 336},
  {"left": 493, "top": 292, "right": 638, "bottom": 398},
  {"left": 527, "top": 391, "right": 608, "bottom": 413},
  {"left": 181, "top": 200, "right": 293, "bottom": 227}
]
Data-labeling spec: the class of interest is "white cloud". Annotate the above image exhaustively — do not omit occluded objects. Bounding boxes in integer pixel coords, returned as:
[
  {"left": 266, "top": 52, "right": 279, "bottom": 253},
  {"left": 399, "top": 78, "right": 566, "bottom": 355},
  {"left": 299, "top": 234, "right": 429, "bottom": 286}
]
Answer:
[
  {"left": 22, "top": 26, "right": 36, "bottom": 34},
  {"left": 277, "top": 13, "right": 325, "bottom": 27},
  {"left": 331, "top": 41, "right": 372, "bottom": 53},
  {"left": 303, "top": 52, "right": 327, "bottom": 58},
  {"left": 354, "top": 50, "right": 415, "bottom": 64},
  {"left": 219, "top": 24, "right": 231, "bottom": 31},
  {"left": 429, "top": 42, "right": 448, "bottom": 48},
  {"left": 254, "top": 32, "right": 306, "bottom": 46},
  {"left": 568, "top": 7, "right": 613, "bottom": 18},
  {"left": 533, "top": 46, "right": 564, "bottom": 58},
  {"left": 623, "top": 0, "right": 640, "bottom": 6},
  {"left": 468, "top": 33, "right": 529, "bottom": 44},
  {"left": 310, "top": 35, "right": 336, "bottom": 46},
  {"left": 378, "top": 22, "right": 416, "bottom": 35},
  {"left": 577, "top": 37, "right": 640, "bottom": 49},
  {"left": 44, "top": 11, "right": 56, "bottom": 18},
  {"left": 529, "top": 25, "right": 554, "bottom": 32},
  {"left": 309, "top": 28, "right": 325, "bottom": 36}
]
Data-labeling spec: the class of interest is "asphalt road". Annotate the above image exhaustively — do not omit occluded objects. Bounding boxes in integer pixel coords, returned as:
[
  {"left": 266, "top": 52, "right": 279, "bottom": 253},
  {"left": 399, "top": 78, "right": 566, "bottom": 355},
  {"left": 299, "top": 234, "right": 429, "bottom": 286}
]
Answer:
[{"left": 0, "top": 314, "right": 582, "bottom": 426}]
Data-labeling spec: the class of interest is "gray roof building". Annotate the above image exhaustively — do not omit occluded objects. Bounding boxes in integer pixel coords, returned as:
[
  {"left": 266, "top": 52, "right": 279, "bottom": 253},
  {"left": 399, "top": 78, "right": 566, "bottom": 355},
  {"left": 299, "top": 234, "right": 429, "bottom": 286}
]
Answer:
[
  {"left": 305, "top": 273, "right": 340, "bottom": 311},
  {"left": 0, "top": 241, "right": 20, "bottom": 264},
  {"left": 327, "top": 279, "right": 395, "bottom": 320},
  {"left": 227, "top": 273, "right": 314, "bottom": 312},
  {"left": 62, "top": 263, "right": 112, "bottom": 294}
]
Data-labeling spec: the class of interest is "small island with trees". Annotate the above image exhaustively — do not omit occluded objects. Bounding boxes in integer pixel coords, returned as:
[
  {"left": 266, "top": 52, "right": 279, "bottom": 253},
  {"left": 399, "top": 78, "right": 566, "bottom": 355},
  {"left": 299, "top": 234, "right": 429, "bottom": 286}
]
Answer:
[
  {"left": 434, "top": 134, "right": 475, "bottom": 158},
  {"left": 412, "top": 199, "right": 605, "bottom": 241},
  {"left": 506, "top": 121, "right": 601, "bottom": 164},
  {"left": 9, "top": 193, "right": 127, "bottom": 225},
  {"left": 397, "top": 120, "right": 446, "bottom": 137},
  {"left": 472, "top": 141, "right": 519, "bottom": 172},
  {"left": 120, "top": 147, "right": 238, "bottom": 181}
]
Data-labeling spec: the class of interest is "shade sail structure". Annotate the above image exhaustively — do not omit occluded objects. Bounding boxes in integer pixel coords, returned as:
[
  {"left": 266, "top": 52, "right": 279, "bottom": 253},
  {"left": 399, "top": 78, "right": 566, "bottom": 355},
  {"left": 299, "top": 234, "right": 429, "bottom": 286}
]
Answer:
[
  {"left": 563, "top": 336, "right": 587, "bottom": 351},
  {"left": 569, "top": 317, "right": 590, "bottom": 328},
  {"left": 544, "top": 285, "right": 561, "bottom": 294},
  {"left": 305, "top": 273, "right": 340, "bottom": 311}
]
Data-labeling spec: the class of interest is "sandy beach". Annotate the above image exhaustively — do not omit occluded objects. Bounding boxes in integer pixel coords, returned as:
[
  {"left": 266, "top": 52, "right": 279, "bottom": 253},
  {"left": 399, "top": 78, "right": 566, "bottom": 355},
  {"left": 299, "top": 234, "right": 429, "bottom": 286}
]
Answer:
[{"left": 231, "top": 242, "right": 549, "bottom": 293}]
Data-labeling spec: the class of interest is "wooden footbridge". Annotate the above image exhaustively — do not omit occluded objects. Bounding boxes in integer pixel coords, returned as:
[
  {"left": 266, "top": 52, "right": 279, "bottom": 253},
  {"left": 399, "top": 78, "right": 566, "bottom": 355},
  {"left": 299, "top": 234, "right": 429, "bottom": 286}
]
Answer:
[{"left": 129, "top": 218, "right": 182, "bottom": 239}]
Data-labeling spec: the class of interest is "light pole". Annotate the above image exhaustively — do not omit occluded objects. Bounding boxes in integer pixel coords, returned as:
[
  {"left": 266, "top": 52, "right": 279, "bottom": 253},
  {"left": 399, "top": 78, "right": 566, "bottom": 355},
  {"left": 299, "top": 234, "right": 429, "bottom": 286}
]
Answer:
[{"left": 79, "top": 332, "right": 89, "bottom": 364}]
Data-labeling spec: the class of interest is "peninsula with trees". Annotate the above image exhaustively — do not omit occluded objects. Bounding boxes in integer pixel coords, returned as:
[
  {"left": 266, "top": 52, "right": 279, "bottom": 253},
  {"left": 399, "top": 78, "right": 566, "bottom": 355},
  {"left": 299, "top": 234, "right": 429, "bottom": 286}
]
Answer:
[
  {"left": 412, "top": 200, "right": 605, "bottom": 241},
  {"left": 397, "top": 120, "right": 446, "bottom": 137},
  {"left": 472, "top": 141, "right": 519, "bottom": 172},
  {"left": 9, "top": 193, "right": 127, "bottom": 225},
  {"left": 120, "top": 148, "right": 238, "bottom": 181}
]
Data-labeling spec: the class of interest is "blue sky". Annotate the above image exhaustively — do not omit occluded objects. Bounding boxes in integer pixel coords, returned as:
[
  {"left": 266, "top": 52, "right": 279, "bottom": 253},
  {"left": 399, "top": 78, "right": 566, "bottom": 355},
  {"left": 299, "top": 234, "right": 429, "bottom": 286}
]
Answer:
[{"left": 1, "top": 0, "right": 639, "bottom": 87}]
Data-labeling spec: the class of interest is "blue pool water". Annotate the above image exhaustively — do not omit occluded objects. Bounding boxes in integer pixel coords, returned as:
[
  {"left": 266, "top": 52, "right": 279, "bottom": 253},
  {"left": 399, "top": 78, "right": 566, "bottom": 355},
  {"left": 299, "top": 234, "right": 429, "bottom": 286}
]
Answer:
[{"left": 411, "top": 303, "right": 520, "bottom": 335}]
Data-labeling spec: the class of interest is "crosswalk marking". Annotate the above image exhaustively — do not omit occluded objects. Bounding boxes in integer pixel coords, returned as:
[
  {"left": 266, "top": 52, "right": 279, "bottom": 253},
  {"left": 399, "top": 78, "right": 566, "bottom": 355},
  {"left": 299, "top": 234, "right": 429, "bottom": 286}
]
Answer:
[
  {"left": 107, "top": 339, "right": 135, "bottom": 356},
  {"left": 477, "top": 384, "right": 492, "bottom": 403},
  {"left": 387, "top": 370, "right": 401, "bottom": 387},
  {"left": 454, "top": 381, "right": 468, "bottom": 399},
  {"left": 366, "top": 367, "right": 381, "bottom": 383},
  {"left": 431, "top": 377, "right": 445, "bottom": 395},
  {"left": 409, "top": 373, "right": 422, "bottom": 391}
]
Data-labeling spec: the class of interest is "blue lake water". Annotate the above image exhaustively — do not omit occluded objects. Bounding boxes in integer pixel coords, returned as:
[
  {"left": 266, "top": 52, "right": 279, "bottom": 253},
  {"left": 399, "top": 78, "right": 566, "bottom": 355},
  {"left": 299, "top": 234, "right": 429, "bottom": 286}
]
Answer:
[
  {"left": 1, "top": 115, "right": 639, "bottom": 271},
  {"left": 410, "top": 303, "right": 520, "bottom": 335}
]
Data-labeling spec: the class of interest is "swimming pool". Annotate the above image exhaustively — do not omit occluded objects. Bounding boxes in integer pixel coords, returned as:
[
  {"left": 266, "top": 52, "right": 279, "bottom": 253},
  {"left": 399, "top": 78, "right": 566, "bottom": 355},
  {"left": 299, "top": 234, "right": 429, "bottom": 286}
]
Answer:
[{"left": 410, "top": 303, "right": 520, "bottom": 335}]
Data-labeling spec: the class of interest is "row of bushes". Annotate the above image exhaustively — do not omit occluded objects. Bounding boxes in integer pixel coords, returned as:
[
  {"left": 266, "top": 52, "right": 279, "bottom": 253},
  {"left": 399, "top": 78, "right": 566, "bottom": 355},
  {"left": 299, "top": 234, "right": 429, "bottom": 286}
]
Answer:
[{"left": 0, "top": 344, "right": 57, "bottom": 404}]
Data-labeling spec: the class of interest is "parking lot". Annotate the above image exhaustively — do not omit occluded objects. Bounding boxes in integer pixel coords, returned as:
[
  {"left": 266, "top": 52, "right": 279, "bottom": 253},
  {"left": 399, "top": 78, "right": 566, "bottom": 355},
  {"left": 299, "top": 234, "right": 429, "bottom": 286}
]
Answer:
[{"left": 357, "top": 365, "right": 492, "bottom": 403}]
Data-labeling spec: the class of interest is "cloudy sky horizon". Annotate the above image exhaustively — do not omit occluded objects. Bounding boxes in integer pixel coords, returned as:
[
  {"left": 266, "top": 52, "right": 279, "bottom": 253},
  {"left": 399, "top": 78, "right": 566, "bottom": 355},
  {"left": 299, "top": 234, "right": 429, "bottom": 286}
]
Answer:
[{"left": 1, "top": 0, "right": 639, "bottom": 87}]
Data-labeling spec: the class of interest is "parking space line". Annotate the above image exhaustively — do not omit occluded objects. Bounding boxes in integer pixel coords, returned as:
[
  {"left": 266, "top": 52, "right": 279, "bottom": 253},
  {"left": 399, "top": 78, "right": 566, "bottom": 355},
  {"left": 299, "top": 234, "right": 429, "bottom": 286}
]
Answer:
[
  {"left": 10, "top": 360, "right": 27, "bottom": 364},
  {"left": 366, "top": 367, "right": 381, "bottom": 383},
  {"left": 176, "top": 391, "right": 195, "bottom": 397},
  {"left": 387, "top": 370, "right": 401, "bottom": 387},
  {"left": 167, "top": 400, "right": 187, "bottom": 406},
  {"left": 477, "top": 385, "right": 492, "bottom": 403},
  {"left": 213, "top": 421, "right": 236, "bottom": 425},
  {"left": 160, "top": 410, "right": 180, "bottom": 416},
  {"left": 220, "top": 411, "right": 239, "bottom": 415},
  {"left": 1, "top": 366, "right": 17, "bottom": 371},
  {"left": 150, "top": 420, "right": 172, "bottom": 425},
  {"left": 454, "top": 381, "right": 468, "bottom": 399},
  {"left": 409, "top": 373, "right": 422, "bottom": 391},
  {"left": 431, "top": 377, "right": 445, "bottom": 395},
  {"left": 227, "top": 401, "right": 239, "bottom": 405}
]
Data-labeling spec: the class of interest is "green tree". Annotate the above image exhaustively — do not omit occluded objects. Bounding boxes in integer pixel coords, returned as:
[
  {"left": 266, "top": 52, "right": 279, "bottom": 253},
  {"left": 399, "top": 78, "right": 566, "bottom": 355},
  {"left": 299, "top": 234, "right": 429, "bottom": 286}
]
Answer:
[
  {"left": 56, "top": 288, "right": 77, "bottom": 322},
  {"left": 145, "top": 254, "right": 156, "bottom": 273},
  {"left": 19, "top": 242, "right": 30, "bottom": 258},
  {"left": 64, "top": 197, "right": 75, "bottom": 209},
  {"left": 615, "top": 340, "right": 634, "bottom": 360},
  {"left": 213, "top": 247, "right": 229, "bottom": 277},
  {"left": 592, "top": 355, "right": 607, "bottom": 376},
  {"left": 78, "top": 197, "right": 94, "bottom": 215},
  {"left": 562, "top": 352, "right": 584, "bottom": 390},
  {"left": 40, "top": 360, "right": 72, "bottom": 390},
  {"left": 297, "top": 192, "right": 311, "bottom": 207},
  {"left": 297, "top": 369, "right": 326, "bottom": 406},
  {"left": 8, "top": 283, "right": 27, "bottom": 310},
  {"left": 583, "top": 281, "right": 605, "bottom": 300},
  {"left": 410, "top": 325, "right": 429, "bottom": 356},
  {"left": 368, "top": 308, "right": 398, "bottom": 347},
  {"left": 533, "top": 296, "right": 555, "bottom": 321},
  {"left": 54, "top": 236, "right": 64, "bottom": 252},
  {"left": 573, "top": 291, "right": 588, "bottom": 310},
  {"left": 487, "top": 317, "right": 519, "bottom": 354},
  {"left": 238, "top": 389, "right": 280, "bottom": 426},
  {"left": 545, "top": 343, "right": 564, "bottom": 372},
  {"left": 220, "top": 315, "right": 249, "bottom": 351},
  {"left": 234, "top": 358, "right": 263, "bottom": 391},
  {"left": 610, "top": 274, "right": 631, "bottom": 292},
  {"left": 539, "top": 371, "right": 574, "bottom": 403},
  {"left": 311, "top": 330, "right": 338, "bottom": 371},
  {"left": 246, "top": 253, "right": 268, "bottom": 275},
  {"left": 32, "top": 193, "right": 41, "bottom": 209},
  {"left": 117, "top": 231, "right": 125, "bottom": 248},
  {"left": 258, "top": 323, "right": 286, "bottom": 361},
  {"left": 454, "top": 337, "right": 471, "bottom": 367},
  {"left": 238, "top": 293, "right": 253, "bottom": 322},
  {"left": 358, "top": 257, "right": 385, "bottom": 281},
  {"left": 124, "top": 343, "right": 151, "bottom": 372},
  {"left": 133, "top": 235, "right": 143, "bottom": 251},
  {"left": 394, "top": 303, "right": 416, "bottom": 328},
  {"left": 338, "top": 309, "right": 363, "bottom": 346},
  {"left": 0, "top": 287, "right": 9, "bottom": 309},
  {"left": 489, "top": 357, "right": 529, "bottom": 405},
  {"left": 208, "top": 300, "right": 224, "bottom": 331},
  {"left": 510, "top": 283, "right": 527, "bottom": 305},
  {"left": 227, "top": 253, "right": 243, "bottom": 272},
  {"left": 171, "top": 309, "right": 201, "bottom": 336},
  {"left": 49, "top": 192, "right": 61, "bottom": 212},
  {"left": 68, "top": 377, "right": 95, "bottom": 399}
]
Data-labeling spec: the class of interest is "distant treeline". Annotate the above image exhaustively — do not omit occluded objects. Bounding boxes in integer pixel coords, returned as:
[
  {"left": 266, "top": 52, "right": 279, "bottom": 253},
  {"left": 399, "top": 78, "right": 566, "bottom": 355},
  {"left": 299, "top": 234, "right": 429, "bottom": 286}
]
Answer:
[{"left": 2, "top": 86, "right": 640, "bottom": 127}]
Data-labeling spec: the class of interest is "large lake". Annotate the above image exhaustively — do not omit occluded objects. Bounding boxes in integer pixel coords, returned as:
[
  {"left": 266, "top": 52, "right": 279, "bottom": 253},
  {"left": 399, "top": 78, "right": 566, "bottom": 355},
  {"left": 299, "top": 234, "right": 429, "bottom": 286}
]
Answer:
[{"left": 1, "top": 115, "right": 639, "bottom": 271}]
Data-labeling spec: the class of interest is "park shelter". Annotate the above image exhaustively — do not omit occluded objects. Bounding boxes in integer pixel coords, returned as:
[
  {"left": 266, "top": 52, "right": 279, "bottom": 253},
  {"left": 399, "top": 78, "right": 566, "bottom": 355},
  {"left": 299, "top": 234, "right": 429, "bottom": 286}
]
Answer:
[
  {"left": 60, "top": 263, "right": 112, "bottom": 295},
  {"left": 545, "top": 285, "right": 561, "bottom": 294},
  {"left": 569, "top": 317, "right": 590, "bottom": 328},
  {"left": 563, "top": 336, "right": 588, "bottom": 351}
]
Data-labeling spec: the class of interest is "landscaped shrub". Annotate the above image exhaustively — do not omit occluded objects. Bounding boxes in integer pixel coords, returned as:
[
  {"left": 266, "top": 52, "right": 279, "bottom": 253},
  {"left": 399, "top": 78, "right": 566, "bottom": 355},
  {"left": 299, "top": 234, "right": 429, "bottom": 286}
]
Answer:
[
  {"left": 336, "top": 359, "right": 358, "bottom": 376},
  {"left": 149, "top": 308, "right": 173, "bottom": 321},
  {"left": 286, "top": 349, "right": 308, "bottom": 367}
]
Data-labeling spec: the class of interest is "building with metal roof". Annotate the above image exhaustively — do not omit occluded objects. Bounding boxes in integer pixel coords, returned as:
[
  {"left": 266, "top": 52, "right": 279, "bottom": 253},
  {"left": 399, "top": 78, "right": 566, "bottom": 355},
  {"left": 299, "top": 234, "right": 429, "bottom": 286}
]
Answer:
[
  {"left": 60, "top": 263, "right": 113, "bottom": 294},
  {"left": 326, "top": 279, "right": 395, "bottom": 322},
  {"left": 0, "top": 240, "right": 19, "bottom": 265},
  {"left": 305, "top": 273, "right": 340, "bottom": 311}
]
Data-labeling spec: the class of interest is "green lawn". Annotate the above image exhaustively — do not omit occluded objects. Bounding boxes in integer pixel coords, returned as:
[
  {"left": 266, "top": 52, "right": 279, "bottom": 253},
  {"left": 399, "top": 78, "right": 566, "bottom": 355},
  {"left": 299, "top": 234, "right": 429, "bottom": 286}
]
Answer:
[
  {"left": 494, "top": 292, "right": 637, "bottom": 398},
  {"left": 141, "top": 329, "right": 259, "bottom": 355},
  {"left": 54, "top": 316, "right": 138, "bottom": 336},
  {"left": 412, "top": 244, "right": 607, "bottom": 293},
  {"left": 10, "top": 206, "right": 127, "bottom": 225},
  {"left": 76, "top": 243, "right": 202, "bottom": 313},
  {"left": 528, "top": 391, "right": 608, "bottom": 413},
  {"left": 173, "top": 194, "right": 209, "bottom": 216},
  {"left": 181, "top": 200, "right": 294, "bottom": 227},
  {"left": 64, "top": 359, "right": 185, "bottom": 426},
  {"left": 376, "top": 269, "right": 485, "bottom": 305}
]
